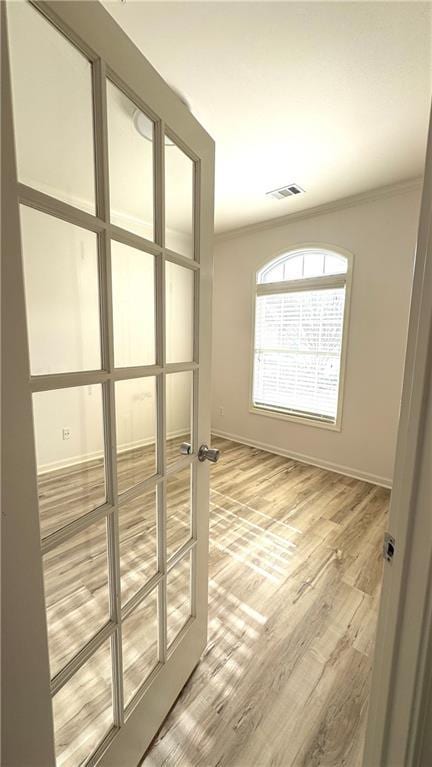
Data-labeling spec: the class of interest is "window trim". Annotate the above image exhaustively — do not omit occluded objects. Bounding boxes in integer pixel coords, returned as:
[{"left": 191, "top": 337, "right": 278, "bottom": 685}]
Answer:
[{"left": 249, "top": 243, "right": 353, "bottom": 431}]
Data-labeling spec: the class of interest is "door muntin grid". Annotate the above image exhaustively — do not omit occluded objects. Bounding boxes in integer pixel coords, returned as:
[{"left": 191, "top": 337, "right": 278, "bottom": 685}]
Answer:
[{"left": 7, "top": 2, "right": 202, "bottom": 764}]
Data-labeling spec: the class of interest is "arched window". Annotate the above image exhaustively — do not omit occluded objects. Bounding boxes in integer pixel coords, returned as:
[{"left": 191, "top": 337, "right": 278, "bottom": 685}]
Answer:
[{"left": 252, "top": 247, "right": 351, "bottom": 427}]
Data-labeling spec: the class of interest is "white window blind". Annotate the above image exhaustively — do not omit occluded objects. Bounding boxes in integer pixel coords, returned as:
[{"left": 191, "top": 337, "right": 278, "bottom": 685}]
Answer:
[{"left": 253, "top": 287, "right": 346, "bottom": 422}]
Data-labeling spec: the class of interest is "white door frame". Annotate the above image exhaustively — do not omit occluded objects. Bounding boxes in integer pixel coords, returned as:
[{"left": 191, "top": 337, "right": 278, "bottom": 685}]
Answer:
[
  {"left": 1, "top": 2, "right": 215, "bottom": 765},
  {"left": 363, "top": 104, "right": 432, "bottom": 766},
  {"left": 2, "top": 5, "right": 56, "bottom": 763}
]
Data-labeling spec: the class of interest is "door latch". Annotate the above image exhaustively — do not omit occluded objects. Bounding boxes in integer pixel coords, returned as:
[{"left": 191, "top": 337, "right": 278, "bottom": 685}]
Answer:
[{"left": 383, "top": 532, "right": 396, "bottom": 563}]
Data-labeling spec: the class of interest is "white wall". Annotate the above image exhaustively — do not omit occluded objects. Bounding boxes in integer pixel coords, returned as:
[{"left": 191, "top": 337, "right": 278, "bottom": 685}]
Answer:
[{"left": 211, "top": 185, "right": 422, "bottom": 486}]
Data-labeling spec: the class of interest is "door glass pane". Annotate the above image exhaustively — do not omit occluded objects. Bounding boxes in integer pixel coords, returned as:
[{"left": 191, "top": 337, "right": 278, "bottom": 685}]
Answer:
[
  {"left": 166, "top": 467, "right": 192, "bottom": 561},
  {"left": 167, "top": 552, "right": 192, "bottom": 647},
  {"left": 165, "top": 261, "right": 194, "bottom": 364},
  {"left": 116, "top": 377, "right": 157, "bottom": 495},
  {"left": 122, "top": 589, "right": 158, "bottom": 707},
  {"left": 7, "top": 0, "right": 95, "bottom": 213},
  {"left": 112, "top": 241, "right": 156, "bottom": 368},
  {"left": 166, "top": 371, "right": 193, "bottom": 465},
  {"left": 52, "top": 640, "right": 113, "bottom": 767},
  {"left": 20, "top": 206, "right": 101, "bottom": 375},
  {"left": 165, "top": 140, "right": 194, "bottom": 258},
  {"left": 119, "top": 487, "right": 158, "bottom": 606},
  {"left": 43, "top": 518, "right": 109, "bottom": 677},
  {"left": 33, "top": 386, "right": 106, "bottom": 538},
  {"left": 107, "top": 80, "right": 154, "bottom": 239}
]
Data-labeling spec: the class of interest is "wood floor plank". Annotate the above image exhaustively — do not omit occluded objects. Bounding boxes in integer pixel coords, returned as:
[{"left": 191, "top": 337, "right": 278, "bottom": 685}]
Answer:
[
  {"left": 142, "top": 437, "right": 390, "bottom": 767},
  {"left": 38, "top": 435, "right": 389, "bottom": 766}
]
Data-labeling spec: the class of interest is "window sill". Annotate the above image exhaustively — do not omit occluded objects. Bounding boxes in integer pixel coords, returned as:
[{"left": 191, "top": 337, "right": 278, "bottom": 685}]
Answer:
[{"left": 249, "top": 404, "right": 342, "bottom": 432}]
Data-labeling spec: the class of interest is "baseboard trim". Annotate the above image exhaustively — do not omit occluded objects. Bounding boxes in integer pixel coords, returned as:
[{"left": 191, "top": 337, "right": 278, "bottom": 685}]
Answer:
[
  {"left": 38, "top": 429, "right": 187, "bottom": 475},
  {"left": 38, "top": 449, "right": 105, "bottom": 475},
  {"left": 39, "top": 427, "right": 393, "bottom": 488},
  {"left": 211, "top": 428, "right": 393, "bottom": 489}
]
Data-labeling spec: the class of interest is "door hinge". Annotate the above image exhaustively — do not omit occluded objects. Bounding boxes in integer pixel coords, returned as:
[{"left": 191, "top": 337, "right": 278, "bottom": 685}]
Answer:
[{"left": 383, "top": 532, "right": 396, "bottom": 562}]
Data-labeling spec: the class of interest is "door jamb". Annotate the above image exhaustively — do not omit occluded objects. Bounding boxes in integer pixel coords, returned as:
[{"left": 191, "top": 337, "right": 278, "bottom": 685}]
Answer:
[{"left": 363, "top": 104, "right": 432, "bottom": 766}]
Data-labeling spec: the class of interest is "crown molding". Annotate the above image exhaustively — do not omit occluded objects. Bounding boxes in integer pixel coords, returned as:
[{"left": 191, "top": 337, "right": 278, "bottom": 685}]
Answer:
[{"left": 215, "top": 176, "right": 423, "bottom": 244}]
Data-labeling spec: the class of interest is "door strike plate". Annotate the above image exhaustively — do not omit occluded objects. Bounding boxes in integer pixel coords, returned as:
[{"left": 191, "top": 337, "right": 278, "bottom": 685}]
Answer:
[{"left": 383, "top": 532, "right": 396, "bottom": 563}]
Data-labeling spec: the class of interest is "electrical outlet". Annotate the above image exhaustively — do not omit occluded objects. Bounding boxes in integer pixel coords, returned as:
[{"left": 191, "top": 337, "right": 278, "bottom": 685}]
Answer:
[
  {"left": 62, "top": 427, "right": 71, "bottom": 441},
  {"left": 219, "top": 406, "right": 225, "bottom": 416}
]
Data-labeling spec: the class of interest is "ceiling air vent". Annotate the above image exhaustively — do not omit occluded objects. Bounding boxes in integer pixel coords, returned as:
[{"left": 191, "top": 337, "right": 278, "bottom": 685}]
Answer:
[{"left": 266, "top": 183, "right": 304, "bottom": 200}]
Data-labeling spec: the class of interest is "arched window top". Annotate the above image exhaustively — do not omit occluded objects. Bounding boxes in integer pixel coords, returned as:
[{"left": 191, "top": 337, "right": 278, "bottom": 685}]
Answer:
[{"left": 257, "top": 248, "right": 348, "bottom": 285}]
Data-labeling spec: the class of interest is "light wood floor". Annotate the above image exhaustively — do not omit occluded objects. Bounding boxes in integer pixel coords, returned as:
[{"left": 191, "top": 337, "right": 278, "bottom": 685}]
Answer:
[
  {"left": 142, "top": 436, "right": 389, "bottom": 767},
  {"left": 39, "top": 436, "right": 389, "bottom": 767}
]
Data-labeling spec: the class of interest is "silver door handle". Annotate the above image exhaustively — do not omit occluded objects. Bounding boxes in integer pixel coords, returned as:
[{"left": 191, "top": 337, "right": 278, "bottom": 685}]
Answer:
[
  {"left": 180, "top": 442, "right": 192, "bottom": 455},
  {"left": 198, "top": 444, "right": 220, "bottom": 463}
]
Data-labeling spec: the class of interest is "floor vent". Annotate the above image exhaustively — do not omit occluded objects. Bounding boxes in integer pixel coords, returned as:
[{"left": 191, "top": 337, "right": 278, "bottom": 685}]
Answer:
[{"left": 266, "top": 183, "right": 304, "bottom": 200}]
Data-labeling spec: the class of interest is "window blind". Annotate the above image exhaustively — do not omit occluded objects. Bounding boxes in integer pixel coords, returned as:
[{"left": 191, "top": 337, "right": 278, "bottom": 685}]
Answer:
[{"left": 253, "top": 287, "right": 345, "bottom": 422}]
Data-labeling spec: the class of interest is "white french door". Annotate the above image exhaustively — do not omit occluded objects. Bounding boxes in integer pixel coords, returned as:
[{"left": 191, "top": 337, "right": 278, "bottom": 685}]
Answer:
[{"left": 2, "top": 2, "right": 214, "bottom": 766}]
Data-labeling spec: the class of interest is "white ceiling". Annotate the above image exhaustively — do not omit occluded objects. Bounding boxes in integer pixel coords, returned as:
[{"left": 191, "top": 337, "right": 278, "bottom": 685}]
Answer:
[{"left": 105, "top": 1, "right": 432, "bottom": 234}]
